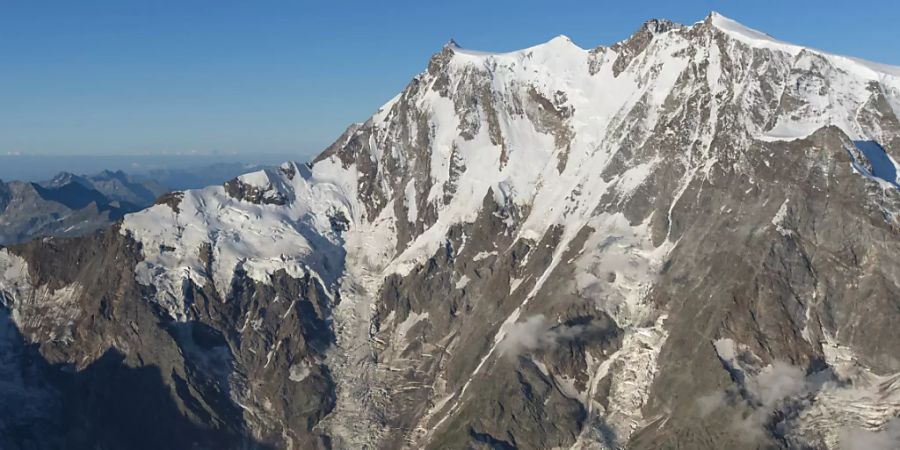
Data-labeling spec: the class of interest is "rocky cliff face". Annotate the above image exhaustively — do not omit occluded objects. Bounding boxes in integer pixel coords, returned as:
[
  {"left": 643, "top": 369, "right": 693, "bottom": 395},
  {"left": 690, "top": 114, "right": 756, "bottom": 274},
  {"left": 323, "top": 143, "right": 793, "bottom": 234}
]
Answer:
[{"left": 2, "top": 12, "right": 900, "bottom": 449}]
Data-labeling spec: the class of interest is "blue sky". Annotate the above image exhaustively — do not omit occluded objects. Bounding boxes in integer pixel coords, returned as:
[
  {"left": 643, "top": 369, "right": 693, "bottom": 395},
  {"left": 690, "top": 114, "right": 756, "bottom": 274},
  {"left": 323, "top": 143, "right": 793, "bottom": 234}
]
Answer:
[{"left": 3, "top": 0, "right": 899, "bottom": 158}]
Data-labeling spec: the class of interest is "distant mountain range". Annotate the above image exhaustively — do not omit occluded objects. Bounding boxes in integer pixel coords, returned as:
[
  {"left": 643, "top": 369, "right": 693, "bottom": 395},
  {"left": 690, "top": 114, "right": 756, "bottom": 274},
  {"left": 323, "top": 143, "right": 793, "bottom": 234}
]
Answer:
[
  {"left": 0, "top": 153, "right": 304, "bottom": 182},
  {"left": 0, "top": 163, "right": 271, "bottom": 245}
]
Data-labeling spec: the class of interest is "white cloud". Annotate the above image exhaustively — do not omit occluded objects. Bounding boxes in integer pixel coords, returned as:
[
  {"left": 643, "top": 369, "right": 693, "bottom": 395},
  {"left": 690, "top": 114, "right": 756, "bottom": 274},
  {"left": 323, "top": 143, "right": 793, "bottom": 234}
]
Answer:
[
  {"left": 750, "top": 361, "right": 808, "bottom": 408},
  {"left": 497, "top": 314, "right": 584, "bottom": 358},
  {"left": 733, "top": 361, "right": 811, "bottom": 440},
  {"left": 696, "top": 390, "right": 727, "bottom": 417},
  {"left": 698, "top": 354, "right": 814, "bottom": 442}
]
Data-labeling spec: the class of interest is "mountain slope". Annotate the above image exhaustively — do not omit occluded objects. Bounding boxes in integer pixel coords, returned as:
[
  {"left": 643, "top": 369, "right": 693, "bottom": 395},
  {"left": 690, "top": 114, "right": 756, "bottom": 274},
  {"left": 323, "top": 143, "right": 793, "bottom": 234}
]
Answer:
[{"left": 2, "top": 12, "right": 900, "bottom": 449}]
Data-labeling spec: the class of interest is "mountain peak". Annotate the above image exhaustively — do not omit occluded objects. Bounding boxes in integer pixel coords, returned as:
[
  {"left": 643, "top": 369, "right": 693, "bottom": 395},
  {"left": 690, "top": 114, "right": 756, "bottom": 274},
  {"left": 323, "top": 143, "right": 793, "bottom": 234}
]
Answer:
[
  {"left": 705, "top": 10, "right": 727, "bottom": 22},
  {"left": 95, "top": 169, "right": 129, "bottom": 181},
  {"left": 706, "top": 11, "right": 786, "bottom": 47},
  {"left": 50, "top": 171, "right": 78, "bottom": 182},
  {"left": 703, "top": 11, "right": 900, "bottom": 77},
  {"left": 640, "top": 18, "right": 680, "bottom": 34},
  {"left": 45, "top": 171, "right": 87, "bottom": 188},
  {"left": 442, "top": 34, "right": 582, "bottom": 60},
  {"left": 547, "top": 34, "right": 573, "bottom": 44},
  {"left": 526, "top": 34, "right": 583, "bottom": 54}
]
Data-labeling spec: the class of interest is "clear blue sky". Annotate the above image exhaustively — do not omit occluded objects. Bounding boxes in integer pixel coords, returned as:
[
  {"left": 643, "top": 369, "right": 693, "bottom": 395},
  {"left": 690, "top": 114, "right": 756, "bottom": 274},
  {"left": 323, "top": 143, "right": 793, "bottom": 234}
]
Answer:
[{"left": 3, "top": 0, "right": 899, "bottom": 157}]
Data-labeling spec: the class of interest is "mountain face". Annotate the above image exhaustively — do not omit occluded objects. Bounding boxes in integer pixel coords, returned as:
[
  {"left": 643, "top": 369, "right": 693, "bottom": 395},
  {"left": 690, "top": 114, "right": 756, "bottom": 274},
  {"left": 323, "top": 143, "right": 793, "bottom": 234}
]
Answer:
[{"left": 2, "top": 12, "right": 900, "bottom": 449}]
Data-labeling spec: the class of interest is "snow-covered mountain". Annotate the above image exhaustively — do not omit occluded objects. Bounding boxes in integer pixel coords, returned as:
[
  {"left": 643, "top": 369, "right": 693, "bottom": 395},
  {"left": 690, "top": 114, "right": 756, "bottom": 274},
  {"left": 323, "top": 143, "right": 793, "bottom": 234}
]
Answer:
[
  {"left": 0, "top": 165, "right": 275, "bottom": 246},
  {"left": 2, "top": 12, "right": 900, "bottom": 449}
]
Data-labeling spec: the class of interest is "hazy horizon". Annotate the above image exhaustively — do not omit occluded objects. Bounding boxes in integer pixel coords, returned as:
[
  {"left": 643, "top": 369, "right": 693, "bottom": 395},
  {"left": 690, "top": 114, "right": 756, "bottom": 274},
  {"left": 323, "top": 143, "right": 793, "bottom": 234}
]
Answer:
[{"left": 0, "top": 152, "right": 310, "bottom": 182}]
